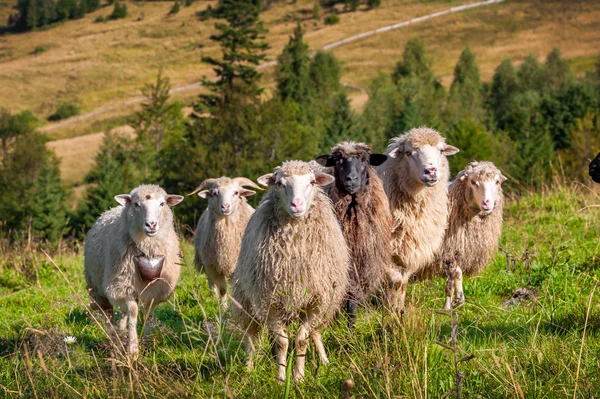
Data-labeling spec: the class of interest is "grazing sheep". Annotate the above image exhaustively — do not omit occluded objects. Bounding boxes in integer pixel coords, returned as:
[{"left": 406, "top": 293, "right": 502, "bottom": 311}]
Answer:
[
  {"left": 188, "top": 177, "right": 261, "bottom": 306},
  {"left": 230, "top": 160, "right": 349, "bottom": 382},
  {"left": 315, "top": 141, "right": 393, "bottom": 324},
  {"left": 84, "top": 184, "right": 184, "bottom": 355},
  {"left": 420, "top": 161, "right": 506, "bottom": 309},
  {"left": 376, "top": 127, "right": 459, "bottom": 312}
]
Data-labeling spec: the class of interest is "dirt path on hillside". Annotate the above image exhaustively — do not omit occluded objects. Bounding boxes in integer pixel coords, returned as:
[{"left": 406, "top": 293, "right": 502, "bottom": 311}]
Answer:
[{"left": 39, "top": 0, "right": 503, "bottom": 133}]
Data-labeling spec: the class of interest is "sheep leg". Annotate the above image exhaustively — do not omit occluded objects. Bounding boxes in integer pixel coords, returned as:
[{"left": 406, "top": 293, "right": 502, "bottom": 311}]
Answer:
[
  {"left": 310, "top": 331, "right": 329, "bottom": 365},
  {"left": 142, "top": 305, "right": 155, "bottom": 341},
  {"left": 345, "top": 299, "right": 358, "bottom": 327},
  {"left": 444, "top": 272, "right": 454, "bottom": 311},
  {"left": 117, "top": 308, "right": 128, "bottom": 332},
  {"left": 268, "top": 316, "right": 289, "bottom": 382},
  {"left": 387, "top": 268, "right": 408, "bottom": 313},
  {"left": 293, "top": 321, "right": 309, "bottom": 381},
  {"left": 243, "top": 321, "right": 259, "bottom": 369},
  {"left": 126, "top": 300, "right": 139, "bottom": 357},
  {"left": 215, "top": 274, "right": 228, "bottom": 308},
  {"left": 453, "top": 266, "right": 465, "bottom": 307}
]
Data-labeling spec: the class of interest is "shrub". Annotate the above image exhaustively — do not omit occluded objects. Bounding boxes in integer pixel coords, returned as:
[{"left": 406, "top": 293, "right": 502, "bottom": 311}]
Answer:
[
  {"left": 346, "top": 0, "right": 359, "bottom": 12},
  {"left": 367, "top": 0, "right": 380, "bottom": 8},
  {"left": 184, "top": 0, "right": 193, "bottom": 6},
  {"left": 48, "top": 103, "right": 79, "bottom": 121},
  {"left": 324, "top": 14, "right": 339, "bottom": 25},
  {"left": 32, "top": 45, "right": 48, "bottom": 54},
  {"left": 312, "top": 3, "right": 320, "bottom": 20},
  {"left": 94, "top": 15, "right": 106, "bottom": 22},
  {"left": 168, "top": 1, "right": 180, "bottom": 15},
  {"left": 109, "top": 1, "right": 127, "bottom": 20}
]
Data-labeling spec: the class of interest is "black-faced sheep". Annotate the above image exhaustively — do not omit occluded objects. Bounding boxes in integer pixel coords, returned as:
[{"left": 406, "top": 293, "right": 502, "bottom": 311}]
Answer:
[
  {"left": 315, "top": 141, "right": 393, "bottom": 324},
  {"left": 376, "top": 127, "right": 459, "bottom": 312},
  {"left": 84, "top": 184, "right": 184, "bottom": 355},
  {"left": 421, "top": 161, "right": 506, "bottom": 309},
  {"left": 230, "top": 160, "right": 349, "bottom": 382},
  {"left": 188, "top": 177, "right": 261, "bottom": 305}
]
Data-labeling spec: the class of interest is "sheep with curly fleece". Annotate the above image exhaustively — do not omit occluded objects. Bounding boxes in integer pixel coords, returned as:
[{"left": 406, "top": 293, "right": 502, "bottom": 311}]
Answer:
[
  {"left": 84, "top": 184, "right": 184, "bottom": 355},
  {"left": 376, "top": 127, "right": 459, "bottom": 312},
  {"left": 421, "top": 161, "right": 506, "bottom": 309},
  {"left": 315, "top": 141, "right": 393, "bottom": 324},
  {"left": 188, "top": 177, "right": 261, "bottom": 306},
  {"left": 230, "top": 160, "right": 349, "bottom": 381}
]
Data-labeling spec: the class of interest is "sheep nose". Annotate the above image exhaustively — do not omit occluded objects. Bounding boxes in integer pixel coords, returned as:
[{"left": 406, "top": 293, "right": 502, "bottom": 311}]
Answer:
[
  {"left": 424, "top": 166, "right": 437, "bottom": 176},
  {"left": 145, "top": 221, "right": 157, "bottom": 230},
  {"left": 291, "top": 198, "right": 304, "bottom": 209},
  {"left": 483, "top": 199, "right": 493, "bottom": 208},
  {"left": 221, "top": 204, "right": 231, "bottom": 212}
]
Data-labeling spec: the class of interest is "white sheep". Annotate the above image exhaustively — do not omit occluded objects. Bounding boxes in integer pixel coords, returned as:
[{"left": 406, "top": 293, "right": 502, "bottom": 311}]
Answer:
[
  {"left": 376, "top": 127, "right": 459, "bottom": 312},
  {"left": 84, "top": 184, "right": 184, "bottom": 355},
  {"left": 230, "top": 160, "right": 350, "bottom": 382},
  {"left": 422, "top": 161, "right": 506, "bottom": 309},
  {"left": 188, "top": 177, "right": 261, "bottom": 306}
]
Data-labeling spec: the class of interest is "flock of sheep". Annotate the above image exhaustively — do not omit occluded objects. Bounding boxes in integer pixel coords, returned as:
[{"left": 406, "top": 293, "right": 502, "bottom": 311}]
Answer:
[{"left": 83, "top": 126, "right": 507, "bottom": 381}]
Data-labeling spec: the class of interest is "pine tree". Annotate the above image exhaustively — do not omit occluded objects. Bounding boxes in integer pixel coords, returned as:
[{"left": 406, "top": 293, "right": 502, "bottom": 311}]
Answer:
[
  {"left": 517, "top": 53, "right": 545, "bottom": 93},
  {"left": 446, "top": 46, "right": 486, "bottom": 124},
  {"left": 324, "top": 92, "right": 362, "bottom": 149},
  {"left": 29, "top": 158, "right": 67, "bottom": 243},
  {"left": 200, "top": 0, "right": 269, "bottom": 109},
  {"left": 361, "top": 72, "right": 400, "bottom": 150},
  {"left": 544, "top": 48, "right": 573, "bottom": 93},
  {"left": 276, "top": 23, "right": 311, "bottom": 104},
  {"left": 392, "top": 37, "right": 431, "bottom": 82},
  {"left": 488, "top": 58, "right": 519, "bottom": 130},
  {"left": 309, "top": 51, "right": 342, "bottom": 100}
]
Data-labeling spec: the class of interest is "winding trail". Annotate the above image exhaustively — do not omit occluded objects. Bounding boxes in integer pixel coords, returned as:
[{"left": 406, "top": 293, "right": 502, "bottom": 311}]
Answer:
[{"left": 40, "top": 0, "right": 504, "bottom": 133}]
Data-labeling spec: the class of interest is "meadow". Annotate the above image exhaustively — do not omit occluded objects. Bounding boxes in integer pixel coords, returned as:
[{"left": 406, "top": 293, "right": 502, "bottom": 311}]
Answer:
[{"left": 1, "top": 178, "right": 599, "bottom": 398}]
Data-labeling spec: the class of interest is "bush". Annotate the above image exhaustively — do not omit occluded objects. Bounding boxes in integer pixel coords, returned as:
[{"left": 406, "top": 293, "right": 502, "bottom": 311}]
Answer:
[
  {"left": 32, "top": 45, "right": 48, "bottom": 55},
  {"left": 324, "top": 14, "right": 339, "bottom": 25},
  {"left": 346, "top": 0, "right": 359, "bottom": 12},
  {"left": 312, "top": 3, "right": 320, "bottom": 20},
  {"left": 48, "top": 103, "right": 79, "bottom": 121},
  {"left": 168, "top": 1, "right": 180, "bottom": 15},
  {"left": 367, "top": 0, "right": 380, "bottom": 8},
  {"left": 109, "top": 1, "right": 127, "bottom": 20},
  {"left": 94, "top": 15, "right": 106, "bottom": 22},
  {"left": 184, "top": 0, "right": 193, "bottom": 6}
]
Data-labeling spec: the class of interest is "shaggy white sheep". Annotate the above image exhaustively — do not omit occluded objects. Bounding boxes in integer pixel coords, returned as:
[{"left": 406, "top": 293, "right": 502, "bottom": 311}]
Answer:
[
  {"left": 188, "top": 177, "right": 261, "bottom": 305},
  {"left": 230, "top": 160, "right": 349, "bottom": 382},
  {"left": 84, "top": 184, "right": 183, "bottom": 355},
  {"left": 376, "top": 127, "right": 459, "bottom": 312}
]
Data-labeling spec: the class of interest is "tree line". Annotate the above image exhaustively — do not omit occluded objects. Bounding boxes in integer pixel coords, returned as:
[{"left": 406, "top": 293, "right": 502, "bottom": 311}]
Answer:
[{"left": 1, "top": 0, "right": 599, "bottom": 245}]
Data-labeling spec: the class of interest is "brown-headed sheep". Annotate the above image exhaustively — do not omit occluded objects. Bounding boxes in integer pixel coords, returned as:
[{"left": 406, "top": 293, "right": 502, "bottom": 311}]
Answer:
[
  {"left": 376, "top": 127, "right": 459, "bottom": 312},
  {"left": 230, "top": 160, "right": 349, "bottom": 382},
  {"left": 315, "top": 141, "right": 393, "bottom": 324},
  {"left": 420, "top": 161, "right": 506, "bottom": 309},
  {"left": 84, "top": 184, "right": 184, "bottom": 355},
  {"left": 188, "top": 177, "right": 261, "bottom": 306}
]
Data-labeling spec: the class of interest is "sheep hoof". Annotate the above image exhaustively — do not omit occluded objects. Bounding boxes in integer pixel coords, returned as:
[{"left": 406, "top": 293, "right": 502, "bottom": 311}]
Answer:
[
  {"left": 293, "top": 371, "right": 304, "bottom": 382},
  {"left": 275, "top": 374, "right": 286, "bottom": 383}
]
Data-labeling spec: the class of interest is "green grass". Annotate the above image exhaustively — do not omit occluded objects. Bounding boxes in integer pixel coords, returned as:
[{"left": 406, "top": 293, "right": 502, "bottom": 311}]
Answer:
[{"left": 1, "top": 183, "right": 600, "bottom": 397}]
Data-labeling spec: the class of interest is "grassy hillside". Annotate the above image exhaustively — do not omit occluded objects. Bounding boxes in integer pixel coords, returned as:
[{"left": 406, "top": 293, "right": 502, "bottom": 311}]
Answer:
[{"left": 0, "top": 182, "right": 599, "bottom": 397}]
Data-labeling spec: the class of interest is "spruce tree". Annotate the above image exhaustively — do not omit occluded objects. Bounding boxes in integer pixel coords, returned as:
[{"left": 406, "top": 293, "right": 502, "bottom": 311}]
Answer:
[
  {"left": 517, "top": 53, "right": 545, "bottom": 93},
  {"left": 445, "top": 46, "right": 486, "bottom": 125},
  {"left": 276, "top": 23, "right": 311, "bottom": 104},
  {"left": 392, "top": 37, "right": 431, "bottom": 82},
  {"left": 324, "top": 92, "right": 362, "bottom": 149},
  {"left": 200, "top": 0, "right": 269, "bottom": 108},
  {"left": 488, "top": 58, "right": 519, "bottom": 130},
  {"left": 309, "top": 51, "right": 342, "bottom": 100},
  {"left": 544, "top": 48, "right": 573, "bottom": 93},
  {"left": 29, "top": 158, "right": 67, "bottom": 243}
]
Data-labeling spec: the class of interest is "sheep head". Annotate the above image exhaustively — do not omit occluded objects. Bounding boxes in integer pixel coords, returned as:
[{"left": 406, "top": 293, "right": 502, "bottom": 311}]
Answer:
[
  {"left": 315, "top": 141, "right": 387, "bottom": 195},
  {"left": 386, "top": 127, "right": 459, "bottom": 187},
  {"left": 458, "top": 161, "right": 506, "bottom": 214},
  {"left": 258, "top": 160, "right": 334, "bottom": 219},
  {"left": 115, "top": 185, "right": 184, "bottom": 238},
  {"left": 188, "top": 177, "right": 261, "bottom": 217}
]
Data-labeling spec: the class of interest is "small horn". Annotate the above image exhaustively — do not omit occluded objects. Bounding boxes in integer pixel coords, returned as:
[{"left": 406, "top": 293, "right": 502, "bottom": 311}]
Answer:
[
  {"left": 233, "top": 177, "right": 264, "bottom": 191},
  {"left": 187, "top": 178, "right": 217, "bottom": 197}
]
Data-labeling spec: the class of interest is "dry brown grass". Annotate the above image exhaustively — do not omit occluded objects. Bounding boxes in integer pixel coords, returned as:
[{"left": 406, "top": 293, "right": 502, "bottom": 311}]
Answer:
[{"left": 0, "top": 0, "right": 473, "bottom": 121}]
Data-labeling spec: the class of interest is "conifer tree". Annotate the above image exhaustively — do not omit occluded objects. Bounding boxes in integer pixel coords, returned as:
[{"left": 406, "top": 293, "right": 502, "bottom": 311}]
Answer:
[
  {"left": 200, "top": 0, "right": 269, "bottom": 108},
  {"left": 276, "top": 23, "right": 311, "bottom": 104},
  {"left": 544, "top": 48, "right": 573, "bottom": 93},
  {"left": 308, "top": 51, "right": 342, "bottom": 100},
  {"left": 324, "top": 92, "right": 363, "bottom": 149},
  {"left": 488, "top": 58, "right": 519, "bottom": 130},
  {"left": 29, "top": 159, "right": 67, "bottom": 243},
  {"left": 446, "top": 46, "right": 486, "bottom": 124},
  {"left": 517, "top": 53, "right": 545, "bottom": 93}
]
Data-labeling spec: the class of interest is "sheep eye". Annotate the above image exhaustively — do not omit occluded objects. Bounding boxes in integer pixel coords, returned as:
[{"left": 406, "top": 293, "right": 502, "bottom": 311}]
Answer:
[
  {"left": 405, "top": 151, "right": 412, "bottom": 156},
  {"left": 234, "top": 191, "right": 239, "bottom": 196},
  {"left": 160, "top": 202, "right": 165, "bottom": 207}
]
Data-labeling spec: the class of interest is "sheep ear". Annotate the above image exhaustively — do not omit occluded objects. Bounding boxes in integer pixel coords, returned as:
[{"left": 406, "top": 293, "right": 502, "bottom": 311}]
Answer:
[
  {"left": 499, "top": 174, "right": 507, "bottom": 183},
  {"left": 257, "top": 173, "right": 276, "bottom": 187},
  {"left": 315, "top": 155, "right": 335, "bottom": 167},
  {"left": 442, "top": 144, "right": 460, "bottom": 156},
  {"left": 115, "top": 194, "right": 132, "bottom": 206},
  {"left": 240, "top": 189, "right": 256, "bottom": 197},
  {"left": 387, "top": 147, "right": 402, "bottom": 159},
  {"left": 166, "top": 195, "right": 184, "bottom": 206},
  {"left": 369, "top": 153, "right": 387, "bottom": 166},
  {"left": 459, "top": 174, "right": 467, "bottom": 181},
  {"left": 197, "top": 190, "right": 211, "bottom": 199},
  {"left": 314, "top": 172, "right": 334, "bottom": 186}
]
